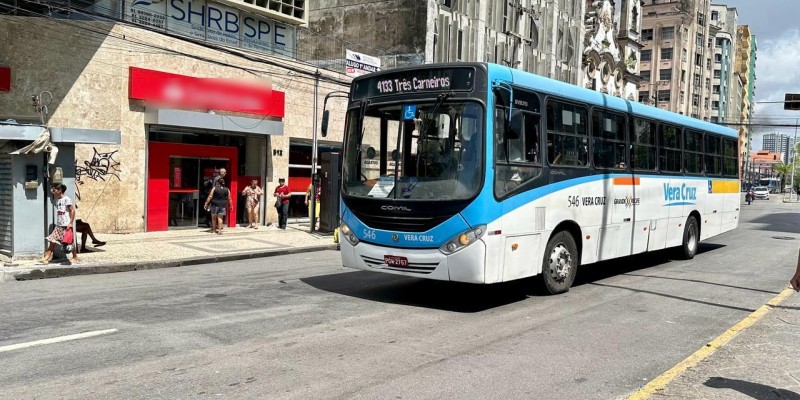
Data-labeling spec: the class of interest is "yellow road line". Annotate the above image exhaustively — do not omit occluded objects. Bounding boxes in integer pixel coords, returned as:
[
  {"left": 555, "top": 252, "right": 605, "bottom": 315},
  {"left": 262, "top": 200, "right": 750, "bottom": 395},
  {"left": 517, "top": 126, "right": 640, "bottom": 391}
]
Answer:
[{"left": 627, "top": 287, "right": 795, "bottom": 400}]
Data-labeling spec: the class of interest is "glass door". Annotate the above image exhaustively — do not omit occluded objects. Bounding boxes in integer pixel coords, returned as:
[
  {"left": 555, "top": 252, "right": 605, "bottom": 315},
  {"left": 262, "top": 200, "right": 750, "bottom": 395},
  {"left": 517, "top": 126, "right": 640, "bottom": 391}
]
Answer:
[
  {"left": 198, "top": 159, "right": 230, "bottom": 228},
  {"left": 168, "top": 157, "right": 200, "bottom": 229}
]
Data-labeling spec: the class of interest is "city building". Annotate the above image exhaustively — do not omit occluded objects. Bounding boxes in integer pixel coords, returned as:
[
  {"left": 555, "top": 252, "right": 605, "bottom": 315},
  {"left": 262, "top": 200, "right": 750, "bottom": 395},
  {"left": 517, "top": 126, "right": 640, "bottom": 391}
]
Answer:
[
  {"left": 638, "top": 0, "right": 716, "bottom": 119},
  {"left": 308, "top": 0, "right": 586, "bottom": 84},
  {"left": 581, "top": 0, "right": 643, "bottom": 100},
  {"left": 762, "top": 133, "right": 794, "bottom": 164},
  {"left": 750, "top": 150, "right": 782, "bottom": 183},
  {"left": 735, "top": 25, "right": 757, "bottom": 178},
  {"left": 709, "top": 5, "right": 737, "bottom": 125},
  {"left": 0, "top": 0, "right": 357, "bottom": 248}
]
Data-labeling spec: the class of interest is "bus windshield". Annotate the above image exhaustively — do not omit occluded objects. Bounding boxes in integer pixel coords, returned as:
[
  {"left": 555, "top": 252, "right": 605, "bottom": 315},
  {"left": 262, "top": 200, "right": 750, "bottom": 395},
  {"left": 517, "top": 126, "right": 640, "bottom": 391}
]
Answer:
[{"left": 342, "top": 100, "right": 484, "bottom": 201}]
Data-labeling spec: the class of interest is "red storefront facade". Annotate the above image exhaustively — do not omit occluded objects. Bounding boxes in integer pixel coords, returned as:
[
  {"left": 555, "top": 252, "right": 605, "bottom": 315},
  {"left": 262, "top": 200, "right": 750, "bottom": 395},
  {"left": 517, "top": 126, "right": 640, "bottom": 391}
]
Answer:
[{"left": 130, "top": 67, "right": 285, "bottom": 231}]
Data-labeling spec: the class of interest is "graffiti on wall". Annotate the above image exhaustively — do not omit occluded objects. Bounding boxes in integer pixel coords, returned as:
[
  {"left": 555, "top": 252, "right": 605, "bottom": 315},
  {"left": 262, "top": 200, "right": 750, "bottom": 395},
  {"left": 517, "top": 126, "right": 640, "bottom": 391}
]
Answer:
[{"left": 75, "top": 148, "right": 121, "bottom": 201}]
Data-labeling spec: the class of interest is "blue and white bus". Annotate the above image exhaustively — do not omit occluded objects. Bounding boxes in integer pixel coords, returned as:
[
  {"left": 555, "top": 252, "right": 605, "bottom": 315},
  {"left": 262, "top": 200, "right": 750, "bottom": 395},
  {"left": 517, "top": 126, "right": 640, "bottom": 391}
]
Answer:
[{"left": 337, "top": 63, "right": 740, "bottom": 294}]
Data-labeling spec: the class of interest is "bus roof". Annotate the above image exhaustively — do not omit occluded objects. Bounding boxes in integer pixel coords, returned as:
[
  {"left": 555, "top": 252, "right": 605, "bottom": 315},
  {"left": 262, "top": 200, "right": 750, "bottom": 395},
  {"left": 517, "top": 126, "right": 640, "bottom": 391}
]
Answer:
[{"left": 488, "top": 63, "right": 738, "bottom": 139}]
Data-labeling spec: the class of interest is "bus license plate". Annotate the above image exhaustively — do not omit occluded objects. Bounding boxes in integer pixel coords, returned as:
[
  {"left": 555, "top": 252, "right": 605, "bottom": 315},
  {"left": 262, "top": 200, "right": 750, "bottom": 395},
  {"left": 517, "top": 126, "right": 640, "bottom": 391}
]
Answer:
[{"left": 384, "top": 255, "right": 409, "bottom": 267}]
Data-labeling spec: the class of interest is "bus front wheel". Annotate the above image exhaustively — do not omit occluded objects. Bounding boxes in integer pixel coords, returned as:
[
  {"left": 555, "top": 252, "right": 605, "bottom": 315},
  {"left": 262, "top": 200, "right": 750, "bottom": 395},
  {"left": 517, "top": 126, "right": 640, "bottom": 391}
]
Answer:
[
  {"left": 540, "top": 231, "right": 579, "bottom": 294},
  {"left": 679, "top": 216, "right": 699, "bottom": 260}
]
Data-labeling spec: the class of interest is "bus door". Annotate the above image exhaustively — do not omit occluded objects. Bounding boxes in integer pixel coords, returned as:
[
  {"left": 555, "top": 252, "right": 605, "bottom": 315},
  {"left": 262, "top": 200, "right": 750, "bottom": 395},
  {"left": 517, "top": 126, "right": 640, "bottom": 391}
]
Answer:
[
  {"left": 629, "top": 118, "right": 657, "bottom": 255},
  {"left": 594, "top": 110, "right": 633, "bottom": 259}
]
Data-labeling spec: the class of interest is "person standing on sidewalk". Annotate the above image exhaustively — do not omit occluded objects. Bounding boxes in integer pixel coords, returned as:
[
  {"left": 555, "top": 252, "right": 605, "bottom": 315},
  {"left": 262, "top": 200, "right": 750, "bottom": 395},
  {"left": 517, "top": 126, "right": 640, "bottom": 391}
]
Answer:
[
  {"left": 41, "top": 183, "right": 79, "bottom": 265},
  {"left": 305, "top": 175, "right": 321, "bottom": 230},
  {"left": 242, "top": 179, "right": 263, "bottom": 229},
  {"left": 790, "top": 249, "right": 800, "bottom": 291},
  {"left": 274, "top": 178, "right": 291, "bottom": 229},
  {"left": 204, "top": 178, "right": 232, "bottom": 234}
]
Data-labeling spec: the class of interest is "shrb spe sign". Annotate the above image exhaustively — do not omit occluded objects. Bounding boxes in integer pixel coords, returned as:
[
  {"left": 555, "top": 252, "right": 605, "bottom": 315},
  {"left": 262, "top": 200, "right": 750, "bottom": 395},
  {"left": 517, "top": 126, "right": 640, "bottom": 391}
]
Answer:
[{"left": 345, "top": 49, "right": 381, "bottom": 78}]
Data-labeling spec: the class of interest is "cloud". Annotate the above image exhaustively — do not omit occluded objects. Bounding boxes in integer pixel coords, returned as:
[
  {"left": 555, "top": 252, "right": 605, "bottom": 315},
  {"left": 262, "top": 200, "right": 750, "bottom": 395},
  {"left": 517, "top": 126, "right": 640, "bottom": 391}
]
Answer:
[{"left": 749, "top": 29, "right": 800, "bottom": 151}]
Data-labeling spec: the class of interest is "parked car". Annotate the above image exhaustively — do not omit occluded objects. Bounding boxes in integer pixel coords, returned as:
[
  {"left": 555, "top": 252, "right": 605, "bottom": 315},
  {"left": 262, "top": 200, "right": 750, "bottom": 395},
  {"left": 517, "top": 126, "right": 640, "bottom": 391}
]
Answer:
[{"left": 753, "top": 186, "right": 770, "bottom": 200}]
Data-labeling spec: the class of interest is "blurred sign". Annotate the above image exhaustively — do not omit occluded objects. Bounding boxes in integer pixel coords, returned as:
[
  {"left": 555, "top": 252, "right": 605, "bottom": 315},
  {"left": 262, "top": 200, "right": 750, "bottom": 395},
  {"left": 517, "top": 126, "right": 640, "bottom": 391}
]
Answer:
[
  {"left": 346, "top": 49, "right": 381, "bottom": 78},
  {"left": 129, "top": 67, "right": 285, "bottom": 117}
]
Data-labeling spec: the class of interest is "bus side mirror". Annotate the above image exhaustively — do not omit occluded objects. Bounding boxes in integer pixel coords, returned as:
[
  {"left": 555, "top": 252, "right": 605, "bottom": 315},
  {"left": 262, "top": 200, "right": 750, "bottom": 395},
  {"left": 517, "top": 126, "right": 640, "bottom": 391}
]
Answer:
[
  {"left": 507, "top": 109, "right": 523, "bottom": 140},
  {"left": 321, "top": 110, "right": 330, "bottom": 137}
]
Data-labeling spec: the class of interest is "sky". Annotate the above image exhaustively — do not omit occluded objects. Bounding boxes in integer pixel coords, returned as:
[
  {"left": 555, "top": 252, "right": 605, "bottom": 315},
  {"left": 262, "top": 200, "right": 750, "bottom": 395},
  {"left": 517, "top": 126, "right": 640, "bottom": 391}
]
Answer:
[{"left": 711, "top": 0, "right": 800, "bottom": 150}]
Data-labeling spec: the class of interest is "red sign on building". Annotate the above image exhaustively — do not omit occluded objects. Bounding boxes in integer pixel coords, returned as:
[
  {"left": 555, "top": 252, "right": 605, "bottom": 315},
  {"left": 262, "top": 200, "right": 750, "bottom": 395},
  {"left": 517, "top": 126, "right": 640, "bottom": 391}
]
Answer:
[
  {"left": 0, "top": 67, "right": 10, "bottom": 92},
  {"left": 128, "top": 67, "right": 284, "bottom": 118}
]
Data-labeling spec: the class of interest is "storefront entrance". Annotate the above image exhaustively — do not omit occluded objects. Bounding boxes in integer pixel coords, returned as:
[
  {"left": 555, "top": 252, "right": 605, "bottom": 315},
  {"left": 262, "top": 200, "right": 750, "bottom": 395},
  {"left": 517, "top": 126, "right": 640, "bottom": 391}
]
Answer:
[
  {"left": 168, "top": 157, "right": 230, "bottom": 229},
  {"left": 148, "top": 141, "right": 239, "bottom": 231}
]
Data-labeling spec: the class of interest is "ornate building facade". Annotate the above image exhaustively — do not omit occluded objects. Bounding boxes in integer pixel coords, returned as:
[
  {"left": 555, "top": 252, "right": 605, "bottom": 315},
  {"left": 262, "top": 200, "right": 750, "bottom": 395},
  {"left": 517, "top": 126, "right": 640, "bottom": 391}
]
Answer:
[{"left": 582, "top": 0, "right": 643, "bottom": 100}]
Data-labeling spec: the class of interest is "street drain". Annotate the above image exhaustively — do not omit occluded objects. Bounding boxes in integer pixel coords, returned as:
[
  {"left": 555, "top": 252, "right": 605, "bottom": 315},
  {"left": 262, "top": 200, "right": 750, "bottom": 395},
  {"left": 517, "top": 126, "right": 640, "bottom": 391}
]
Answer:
[{"left": 772, "top": 236, "right": 797, "bottom": 240}]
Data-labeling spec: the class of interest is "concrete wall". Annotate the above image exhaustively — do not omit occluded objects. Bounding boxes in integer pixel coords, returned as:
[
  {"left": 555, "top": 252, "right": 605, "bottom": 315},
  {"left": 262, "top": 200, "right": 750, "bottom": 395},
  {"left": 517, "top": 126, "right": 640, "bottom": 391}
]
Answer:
[{"left": 0, "top": 16, "right": 350, "bottom": 233}]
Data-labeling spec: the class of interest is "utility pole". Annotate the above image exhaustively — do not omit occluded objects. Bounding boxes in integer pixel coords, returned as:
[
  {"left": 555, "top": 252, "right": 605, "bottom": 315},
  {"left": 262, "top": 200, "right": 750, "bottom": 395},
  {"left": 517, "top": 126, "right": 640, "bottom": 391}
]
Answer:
[{"left": 310, "top": 70, "right": 321, "bottom": 233}]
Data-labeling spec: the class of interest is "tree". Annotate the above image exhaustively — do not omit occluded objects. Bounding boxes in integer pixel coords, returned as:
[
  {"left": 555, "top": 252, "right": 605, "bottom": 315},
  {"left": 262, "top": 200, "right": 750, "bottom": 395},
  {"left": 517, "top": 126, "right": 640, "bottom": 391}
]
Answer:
[{"left": 774, "top": 162, "right": 792, "bottom": 189}]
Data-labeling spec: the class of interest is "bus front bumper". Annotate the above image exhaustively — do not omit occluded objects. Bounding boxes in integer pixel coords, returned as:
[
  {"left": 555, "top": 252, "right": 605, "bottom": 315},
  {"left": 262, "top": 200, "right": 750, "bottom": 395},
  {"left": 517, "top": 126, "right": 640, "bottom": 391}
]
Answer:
[{"left": 339, "top": 239, "right": 487, "bottom": 284}]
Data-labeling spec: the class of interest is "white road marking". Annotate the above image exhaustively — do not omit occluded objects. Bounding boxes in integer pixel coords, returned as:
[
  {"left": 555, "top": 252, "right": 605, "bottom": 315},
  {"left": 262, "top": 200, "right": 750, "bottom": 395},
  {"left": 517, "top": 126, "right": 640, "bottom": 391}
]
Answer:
[{"left": 0, "top": 329, "right": 118, "bottom": 353}]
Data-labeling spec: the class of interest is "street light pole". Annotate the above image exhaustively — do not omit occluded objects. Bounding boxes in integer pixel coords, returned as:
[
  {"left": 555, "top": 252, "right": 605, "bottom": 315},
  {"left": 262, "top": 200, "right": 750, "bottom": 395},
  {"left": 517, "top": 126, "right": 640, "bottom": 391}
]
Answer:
[
  {"left": 791, "top": 117, "right": 798, "bottom": 196},
  {"left": 310, "top": 69, "right": 320, "bottom": 233}
]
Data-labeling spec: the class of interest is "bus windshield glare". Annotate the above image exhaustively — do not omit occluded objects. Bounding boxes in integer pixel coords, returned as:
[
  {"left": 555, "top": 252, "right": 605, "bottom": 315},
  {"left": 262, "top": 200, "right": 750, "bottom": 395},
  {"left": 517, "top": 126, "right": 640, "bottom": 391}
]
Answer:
[{"left": 343, "top": 100, "right": 484, "bottom": 201}]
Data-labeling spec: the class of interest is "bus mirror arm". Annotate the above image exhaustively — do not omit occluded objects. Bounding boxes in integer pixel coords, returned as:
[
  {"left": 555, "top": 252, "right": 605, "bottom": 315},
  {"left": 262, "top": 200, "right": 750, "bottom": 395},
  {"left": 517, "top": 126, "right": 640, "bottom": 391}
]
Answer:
[
  {"left": 492, "top": 81, "right": 520, "bottom": 140},
  {"left": 321, "top": 91, "right": 350, "bottom": 137}
]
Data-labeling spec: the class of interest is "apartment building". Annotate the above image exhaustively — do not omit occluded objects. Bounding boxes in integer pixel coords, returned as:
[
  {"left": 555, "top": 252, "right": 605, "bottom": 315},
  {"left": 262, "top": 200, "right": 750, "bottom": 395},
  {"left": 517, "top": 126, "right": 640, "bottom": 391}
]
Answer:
[
  {"left": 709, "top": 5, "right": 738, "bottom": 125},
  {"left": 309, "top": 0, "right": 586, "bottom": 84},
  {"left": 639, "top": 0, "right": 716, "bottom": 120},
  {"left": 735, "top": 25, "right": 757, "bottom": 173},
  {"left": 762, "top": 133, "right": 794, "bottom": 164}
]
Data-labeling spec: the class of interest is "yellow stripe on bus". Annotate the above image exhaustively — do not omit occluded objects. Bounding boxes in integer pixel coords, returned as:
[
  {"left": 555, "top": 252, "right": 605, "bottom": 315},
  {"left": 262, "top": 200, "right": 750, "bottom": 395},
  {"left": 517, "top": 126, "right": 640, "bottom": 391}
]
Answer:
[{"left": 711, "top": 180, "right": 739, "bottom": 194}]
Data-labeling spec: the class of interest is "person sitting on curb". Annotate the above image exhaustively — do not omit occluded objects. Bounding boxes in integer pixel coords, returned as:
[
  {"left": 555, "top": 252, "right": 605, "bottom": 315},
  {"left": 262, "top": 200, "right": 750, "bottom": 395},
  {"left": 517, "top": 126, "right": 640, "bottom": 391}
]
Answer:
[{"left": 75, "top": 219, "right": 106, "bottom": 253}]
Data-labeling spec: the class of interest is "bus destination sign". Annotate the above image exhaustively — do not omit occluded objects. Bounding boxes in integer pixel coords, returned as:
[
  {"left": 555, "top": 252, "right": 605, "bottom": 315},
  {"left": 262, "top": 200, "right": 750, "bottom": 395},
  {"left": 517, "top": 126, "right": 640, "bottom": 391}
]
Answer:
[{"left": 352, "top": 68, "right": 475, "bottom": 99}]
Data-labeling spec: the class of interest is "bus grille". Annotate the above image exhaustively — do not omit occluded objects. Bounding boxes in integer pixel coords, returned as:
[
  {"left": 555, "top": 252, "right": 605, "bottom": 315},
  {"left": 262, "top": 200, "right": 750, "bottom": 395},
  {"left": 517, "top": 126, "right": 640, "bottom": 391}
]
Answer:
[
  {"left": 361, "top": 256, "right": 439, "bottom": 274},
  {"left": 352, "top": 212, "right": 452, "bottom": 232}
]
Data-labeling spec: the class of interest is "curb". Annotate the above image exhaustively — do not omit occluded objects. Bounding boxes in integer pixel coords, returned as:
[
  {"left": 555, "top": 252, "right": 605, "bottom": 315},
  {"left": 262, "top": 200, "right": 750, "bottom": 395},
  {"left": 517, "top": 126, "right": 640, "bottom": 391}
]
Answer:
[{"left": 0, "top": 244, "right": 339, "bottom": 282}]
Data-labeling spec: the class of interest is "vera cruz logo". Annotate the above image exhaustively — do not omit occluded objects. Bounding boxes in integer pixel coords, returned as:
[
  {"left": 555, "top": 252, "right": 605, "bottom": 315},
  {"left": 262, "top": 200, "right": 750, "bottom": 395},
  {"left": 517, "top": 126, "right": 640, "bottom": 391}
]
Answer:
[{"left": 663, "top": 183, "right": 697, "bottom": 206}]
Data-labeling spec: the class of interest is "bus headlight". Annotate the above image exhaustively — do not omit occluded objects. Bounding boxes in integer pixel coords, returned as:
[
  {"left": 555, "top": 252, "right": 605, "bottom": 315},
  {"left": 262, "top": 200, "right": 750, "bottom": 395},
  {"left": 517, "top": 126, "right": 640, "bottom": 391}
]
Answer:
[
  {"left": 340, "top": 220, "right": 359, "bottom": 246},
  {"left": 439, "top": 225, "right": 486, "bottom": 255}
]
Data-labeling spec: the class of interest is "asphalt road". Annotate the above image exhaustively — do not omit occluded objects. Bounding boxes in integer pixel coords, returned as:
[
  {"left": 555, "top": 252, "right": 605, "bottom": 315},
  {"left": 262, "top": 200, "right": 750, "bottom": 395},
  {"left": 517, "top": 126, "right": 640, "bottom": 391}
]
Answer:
[{"left": 1, "top": 196, "right": 797, "bottom": 400}]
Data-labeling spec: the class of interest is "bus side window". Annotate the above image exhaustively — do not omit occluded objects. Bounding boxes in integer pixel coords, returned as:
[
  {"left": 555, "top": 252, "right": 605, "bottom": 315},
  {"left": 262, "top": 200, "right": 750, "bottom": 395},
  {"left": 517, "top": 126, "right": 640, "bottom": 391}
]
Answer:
[
  {"left": 547, "top": 100, "right": 588, "bottom": 166},
  {"left": 631, "top": 118, "right": 657, "bottom": 171}
]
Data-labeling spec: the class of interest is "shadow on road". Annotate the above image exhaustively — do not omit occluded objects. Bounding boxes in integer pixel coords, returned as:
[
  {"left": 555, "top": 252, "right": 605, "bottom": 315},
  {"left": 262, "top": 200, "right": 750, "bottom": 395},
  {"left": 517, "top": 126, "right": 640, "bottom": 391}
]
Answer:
[
  {"left": 303, "top": 243, "right": 730, "bottom": 313},
  {"left": 704, "top": 376, "right": 800, "bottom": 400},
  {"left": 749, "top": 213, "right": 800, "bottom": 235}
]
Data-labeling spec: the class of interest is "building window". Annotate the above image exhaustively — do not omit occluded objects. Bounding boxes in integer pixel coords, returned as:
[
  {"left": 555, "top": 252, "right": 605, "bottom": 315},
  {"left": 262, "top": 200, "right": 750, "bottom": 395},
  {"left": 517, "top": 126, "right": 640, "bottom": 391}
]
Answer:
[
  {"left": 639, "top": 91, "right": 649, "bottom": 103},
  {"left": 713, "top": 84, "right": 720, "bottom": 94},
  {"left": 714, "top": 53, "right": 722, "bottom": 63},
  {"left": 658, "top": 90, "right": 671, "bottom": 102},
  {"left": 682, "top": 49, "right": 687, "bottom": 61},
  {"left": 711, "top": 11, "right": 719, "bottom": 21},
  {"left": 696, "top": 33, "right": 704, "bottom": 47},
  {"left": 713, "top": 70, "right": 721, "bottom": 79},
  {"left": 692, "top": 94, "right": 699, "bottom": 107},
  {"left": 693, "top": 73, "right": 701, "bottom": 86},
  {"left": 695, "top": 53, "right": 702, "bottom": 65},
  {"left": 716, "top": 38, "right": 724, "bottom": 47},
  {"left": 640, "top": 70, "right": 651, "bottom": 80},
  {"left": 661, "top": 27, "right": 675, "bottom": 40},
  {"left": 661, "top": 48, "right": 673, "bottom": 60},
  {"left": 660, "top": 69, "right": 672, "bottom": 80},
  {"left": 710, "top": 116, "right": 719, "bottom": 123},
  {"left": 641, "top": 49, "right": 652, "bottom": 61},
  {"left": 697, "top": 13, "right": 705, "bottom": 26},
  {"left": 680, "top": 90, "right": 685, "bottom": 104},
  {"left": 642, "top": 29, "right": 654, "bottom": 41},
  {"left": 712, "top": 101, "right": 719, "bottom": 109}
]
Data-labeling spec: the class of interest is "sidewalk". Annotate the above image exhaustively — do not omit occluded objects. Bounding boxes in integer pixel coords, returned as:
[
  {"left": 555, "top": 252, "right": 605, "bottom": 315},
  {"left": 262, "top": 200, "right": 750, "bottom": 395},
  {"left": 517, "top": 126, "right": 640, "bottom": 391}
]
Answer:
[
  {"left": 0, "top": 223, "right": 337, "bottom": 282},
  {"left": 632, "top": 289, "right": 800, "bottom": 399}
]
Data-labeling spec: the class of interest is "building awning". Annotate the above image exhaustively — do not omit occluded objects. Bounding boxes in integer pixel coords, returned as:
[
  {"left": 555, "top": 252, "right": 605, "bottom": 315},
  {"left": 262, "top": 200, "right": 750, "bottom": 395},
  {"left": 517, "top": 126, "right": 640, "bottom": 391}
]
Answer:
[
  {"left": 144, "top": 108, "right": 284, "bottom": 136},
  {"left": 0, "top": 124, "right": 121, "bottom": 144}
]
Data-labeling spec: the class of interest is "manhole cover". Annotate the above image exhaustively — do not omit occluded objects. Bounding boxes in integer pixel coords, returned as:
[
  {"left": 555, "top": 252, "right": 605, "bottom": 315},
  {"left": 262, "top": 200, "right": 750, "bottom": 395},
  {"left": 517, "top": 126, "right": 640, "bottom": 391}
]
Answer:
[{"left": 772, "top": 236, "right": 797, "bottom": 240}]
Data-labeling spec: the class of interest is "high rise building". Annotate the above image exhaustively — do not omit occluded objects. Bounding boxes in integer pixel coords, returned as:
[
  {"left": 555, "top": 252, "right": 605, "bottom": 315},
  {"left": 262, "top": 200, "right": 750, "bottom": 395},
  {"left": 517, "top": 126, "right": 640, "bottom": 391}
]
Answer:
[
  {"left": 735, "top": 25, "right": 757, "bottom": 178},
  {"left": 762, "top": 133, "right": 794, "bottom": 164},
  {"left": 638, "top": 0, "right": 715, "bottom": 119},
  {"left": 709, "top": 5, "right": 738, "bottom": 125},
  {"left": 307, "top": 0, "right": 586, "bottom": 84}
]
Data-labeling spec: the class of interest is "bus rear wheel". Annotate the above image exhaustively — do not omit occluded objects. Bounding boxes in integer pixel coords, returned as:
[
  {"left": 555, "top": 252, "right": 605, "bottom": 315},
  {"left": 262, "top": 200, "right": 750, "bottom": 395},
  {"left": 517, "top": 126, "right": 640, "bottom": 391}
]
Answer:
[
  {"left": 540, "top": 231, "right": 579, "bottom": 294},
  {"left": 679, "top": 216, "right": 699, "bottom": 260}
]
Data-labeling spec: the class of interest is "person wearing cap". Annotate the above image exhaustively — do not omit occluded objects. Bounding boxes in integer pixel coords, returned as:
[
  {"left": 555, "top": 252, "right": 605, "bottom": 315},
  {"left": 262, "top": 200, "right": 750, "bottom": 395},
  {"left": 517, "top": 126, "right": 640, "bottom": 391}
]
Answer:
[{"left": 274, "top": 178, "right": 291, "bottom": 229}]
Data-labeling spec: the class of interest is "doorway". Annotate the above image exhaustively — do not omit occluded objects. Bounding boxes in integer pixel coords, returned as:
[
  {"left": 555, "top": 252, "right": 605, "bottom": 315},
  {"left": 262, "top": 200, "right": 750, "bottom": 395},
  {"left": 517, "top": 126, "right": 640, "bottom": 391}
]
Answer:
[{"left": 168, "top": 157, "right": 229, "bottom": 229}]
